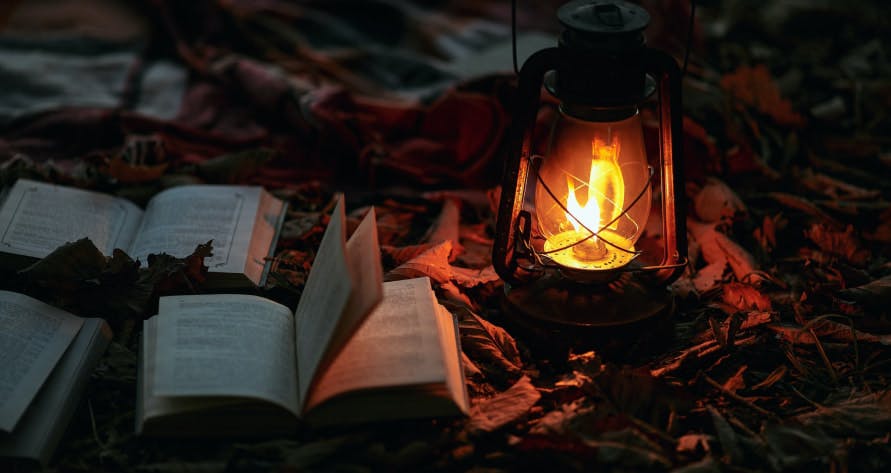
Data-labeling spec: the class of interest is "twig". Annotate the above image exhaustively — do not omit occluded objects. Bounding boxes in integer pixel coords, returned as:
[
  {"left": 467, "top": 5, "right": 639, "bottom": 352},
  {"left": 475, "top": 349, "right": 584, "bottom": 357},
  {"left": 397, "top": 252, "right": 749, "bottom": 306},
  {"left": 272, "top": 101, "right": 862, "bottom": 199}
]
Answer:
[
  {"left": 627, "top": 415, "right": 677, "bottom": 445},
  {"left": 701, "top": 372, "right": 777, "bottom": 419},
  {"left": 808, "top": 328, "right": 838, "bottom": 384},
  {"left": 87, "top": 398, "right": 108, "bottom": 450},
  {"left": 788, "top": 384, "right": 824, "bottom": 410}
]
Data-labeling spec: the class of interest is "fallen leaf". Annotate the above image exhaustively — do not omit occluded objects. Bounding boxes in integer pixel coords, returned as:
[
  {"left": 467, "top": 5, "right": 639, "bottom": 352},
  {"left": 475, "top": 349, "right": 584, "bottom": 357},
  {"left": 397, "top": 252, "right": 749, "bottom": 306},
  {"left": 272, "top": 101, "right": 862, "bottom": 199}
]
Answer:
[
  {"left": 708, "top": 406, "right": 744, "bottom": 463},
  {"left": 798, "top": 168, "right": 881, "bottom": 201},
  {"left": 422, "top": 198, "right": 462, "bottom": 253},
  {"left": 19, "top": 237, "right": 107, "bottom": 286},
  {"left": 592, "top": 428, "right": 672, "bottom": 470},
  {"left": 380, "top": 242, "right": 442, "bottom": 268},
  {"left": 148, "top": 240, "right": 212, "bottom": 293},
  {"left": 722, "top": 283, "right": 772, "bottom": 311},
  {"left": 468, "top": 375, "right": 540, "bottom": 432},
  {"left": 670, "top": 457, "right": 721, "bottom": 473},
  {"left": 804, "top": 224, "right": 869, "bottom": 266},
  {"left": 693, "top": 262, "right": 727, "bottom": 293},
  {"left": 761, "top": 424, "right": 836, "bottom": 471},
  {"left": 385, "top": 240, "right": 453, "bottom": 284},
  {"left": 720, "top": 64, "right": 804, "bottom": 127},
  {"left": 722, "top": 366, "right": 747, "bottom": 393},
  {"left": 713, "top": 233, "right": 763, "bottom": 284},
  {"left": 455, "top": 306, "right": 522, "bottom": 377},
  {"left": 450, "top": 265, "right": 500, "bottom": 288},
  {"left": 767, "top": 319, "right": 891, "bottom": 345},
  {"left": 768, "top": 192, "right": 842, "bottom": 227},
  {"left": 461, "top": 351, "right": 483, "bottom": 379},
  {"left": 596, "top": 366, "right": 691, "bottom": 427},
  {"left": 749, "top": 365, "right": 787, "bottom": 391},
  {"left": 838, "top": 275, "right": 891, "bottom": 311},
  {"left": 693, "top": 177, "right": 746, "bottom": 223},
  {"left": 676, "top": 434, "right": 712, "bottom": 454},
  {"left": 106, "top": 156, "right": 168, "bottom": 184},
  {"left": 529, "top": 399, "right": 591, "bottom": 436}
]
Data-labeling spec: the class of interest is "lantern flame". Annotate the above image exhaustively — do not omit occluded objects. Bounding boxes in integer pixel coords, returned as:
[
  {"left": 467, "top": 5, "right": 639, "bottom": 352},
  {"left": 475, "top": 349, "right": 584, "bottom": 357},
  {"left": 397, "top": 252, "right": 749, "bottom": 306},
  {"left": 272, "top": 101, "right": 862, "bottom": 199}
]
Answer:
[{"left": 564, "top": 137, "right": 625, "bottom": 243}]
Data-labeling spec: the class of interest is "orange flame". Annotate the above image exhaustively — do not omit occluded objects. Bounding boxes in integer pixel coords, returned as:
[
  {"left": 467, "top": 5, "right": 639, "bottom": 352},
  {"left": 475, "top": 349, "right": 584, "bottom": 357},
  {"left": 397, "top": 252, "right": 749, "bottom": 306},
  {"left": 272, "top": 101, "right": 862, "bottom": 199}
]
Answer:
[{"left": 565, "top": 137, "right": 625, "bottom": 238}]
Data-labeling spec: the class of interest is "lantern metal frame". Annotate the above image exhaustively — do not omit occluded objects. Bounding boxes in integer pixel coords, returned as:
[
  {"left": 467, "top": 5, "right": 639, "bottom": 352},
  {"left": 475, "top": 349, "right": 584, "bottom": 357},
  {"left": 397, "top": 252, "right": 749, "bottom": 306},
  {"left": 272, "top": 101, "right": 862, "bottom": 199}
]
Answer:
[{"left": 493, "top": 0, "right": 687, "bottom": 327}]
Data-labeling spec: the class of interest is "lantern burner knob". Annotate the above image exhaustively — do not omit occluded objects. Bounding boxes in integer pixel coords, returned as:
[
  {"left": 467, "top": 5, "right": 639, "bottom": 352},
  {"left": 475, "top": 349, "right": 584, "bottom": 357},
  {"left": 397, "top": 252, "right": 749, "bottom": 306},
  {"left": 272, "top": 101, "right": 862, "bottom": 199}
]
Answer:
[{"left": 571, "top": 237, "right": 608, "bottom": 261}]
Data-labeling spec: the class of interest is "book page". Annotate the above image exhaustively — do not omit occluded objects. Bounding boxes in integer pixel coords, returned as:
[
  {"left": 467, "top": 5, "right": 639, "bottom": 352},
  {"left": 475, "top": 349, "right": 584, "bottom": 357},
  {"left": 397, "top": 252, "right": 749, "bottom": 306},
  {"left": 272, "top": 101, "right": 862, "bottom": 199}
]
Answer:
[
  {"left": 244, "top": 189, "right": 286, "bottom": 286},
  {"left": 0, "top": 179, "right": 142, "bottom": 258},
  {"left": 0, "top": 291, "right": 83, "bottom": 432},
  {"left": 153, "top": 294, "right": 299, "bottom": 416},
  {"left": 294, "top": 195, "right": 353, "bottom": 407},
  {"left": 305, "top": 277, "right": 447, "bottom": 411},
  {"left": 138, "top": 317, "right": 238, "bottom": 428},
  {"left": 323, "top": 207, "right": 384, "bottom": 373},
  {"left": 128, "top": 186, "right": 260, "bottom": 274},
  {"left": 434, "top": 304, "right": 470, "bottom": 414},
  {"left": 0, "top": 318, "right": 110, "bottom": 465}
]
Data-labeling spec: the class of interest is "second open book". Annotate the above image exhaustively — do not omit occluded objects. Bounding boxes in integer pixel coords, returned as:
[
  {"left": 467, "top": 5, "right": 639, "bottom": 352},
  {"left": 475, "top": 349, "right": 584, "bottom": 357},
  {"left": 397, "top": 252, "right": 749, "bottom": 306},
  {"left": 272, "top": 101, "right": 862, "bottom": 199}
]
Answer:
[{"left": 137, "top": 196, "right": 468, "bottom": 434}]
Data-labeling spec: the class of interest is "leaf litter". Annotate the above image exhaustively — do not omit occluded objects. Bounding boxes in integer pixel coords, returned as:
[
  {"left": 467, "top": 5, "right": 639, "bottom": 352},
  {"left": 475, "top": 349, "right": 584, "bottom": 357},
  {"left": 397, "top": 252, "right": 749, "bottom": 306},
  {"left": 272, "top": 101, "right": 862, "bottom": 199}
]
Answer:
[{"left": 2, "top": 1, "right": 891, "bottom": 472}]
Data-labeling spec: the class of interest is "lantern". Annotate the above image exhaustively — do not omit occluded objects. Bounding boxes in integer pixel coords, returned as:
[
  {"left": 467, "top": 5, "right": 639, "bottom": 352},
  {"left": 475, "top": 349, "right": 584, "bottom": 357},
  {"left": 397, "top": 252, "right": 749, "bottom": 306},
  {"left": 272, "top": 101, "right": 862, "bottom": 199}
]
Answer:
[{"left": 493, "top": 0, "right": 687, "bottom": 327}]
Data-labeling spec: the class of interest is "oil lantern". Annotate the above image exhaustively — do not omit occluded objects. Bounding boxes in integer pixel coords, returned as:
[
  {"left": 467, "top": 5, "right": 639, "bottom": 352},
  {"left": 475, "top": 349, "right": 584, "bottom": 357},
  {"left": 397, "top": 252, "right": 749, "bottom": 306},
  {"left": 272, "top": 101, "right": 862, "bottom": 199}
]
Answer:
[{"left": 493, "top": 0, "right": 687, "bottom": 327}]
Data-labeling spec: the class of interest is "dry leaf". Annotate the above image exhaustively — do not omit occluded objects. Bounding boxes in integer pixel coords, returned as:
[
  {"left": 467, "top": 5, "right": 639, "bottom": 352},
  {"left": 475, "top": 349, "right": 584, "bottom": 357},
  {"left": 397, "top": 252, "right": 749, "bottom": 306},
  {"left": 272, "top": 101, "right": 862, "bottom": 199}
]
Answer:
[
  {"left": 749, "top": 365, "right": 787, "bottom": 391},
  {"left": 804, "top": 224, "right": 869, "bottom": 266},
  {"left": 720, "top": 64, "right": 804, "bottom": 126},
  {"left": 693, "top": 262, "right": 727, "bottom": 293},
  {"left": 592, "top": 428, "right": 672, "bottom": 470},
  {"left": 768, "top": 192, "right": 842, "bottom": 227},
  {"left": 451, "top": 265, "right": 500, "bottom": 289},
  {"left": 722, "top": 366, "right": 747, "bottom": 393},
  {"left": 708, "top": 406, "right": 744, "bottom": 463},
  {"left": 676, "top": 434, "right": 712, "bottom": 454},
  {"left": 693, "top": 177, "right": 746, "bottom": 223},
  {"left": 713, "top": 233, "right": 762, "bottom": 284},
  {"left": 838, "top": 275, "right": 891, "bottom": 311},
  {"left": 107, "top": 156, "right": 168, "bottom": 183},
  {"left": 385, "top": 240, "right": 453, "bottom": 283},
  {"left": 461, "top": 351, "right": 483, "bottom": 379},
  {"left": 456, "top": 306, "right": 522, "bottom": 377},
  {"left": 767, "top": 319, "right": 891, "bottom": 345},
  {"left": 798, "top": 168, "right": 881, "bottom": 201},
  {"left": 722, "top": 283, "right": 772, "bottom": 311},
  {"left": 19, "top": 237, "right": 107, "bottom": 285},
  {"left": 596, "top": 366, "right": 691, "bottom": 426},
  {"left": 423, "top": 198, "right": 461, "bottom": 250},
  {"left": 380, "top": 242, "right": 442, "bottom": 268},
  {"left": 468, "top": 375, "right": 540, "bottom": 432}
]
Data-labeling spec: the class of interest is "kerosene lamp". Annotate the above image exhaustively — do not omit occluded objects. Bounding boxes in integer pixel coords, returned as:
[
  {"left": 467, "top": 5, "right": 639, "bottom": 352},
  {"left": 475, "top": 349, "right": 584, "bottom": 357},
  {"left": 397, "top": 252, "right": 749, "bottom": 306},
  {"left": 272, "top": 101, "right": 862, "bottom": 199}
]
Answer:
[{"left": 493, "top": 0, "right": 687, "bottom": 329}]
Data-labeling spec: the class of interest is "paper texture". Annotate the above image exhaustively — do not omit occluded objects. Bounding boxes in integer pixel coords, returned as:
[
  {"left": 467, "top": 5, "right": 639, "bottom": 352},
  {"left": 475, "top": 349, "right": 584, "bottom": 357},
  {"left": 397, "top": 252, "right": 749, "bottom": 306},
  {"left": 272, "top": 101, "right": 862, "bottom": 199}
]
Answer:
[
  {"left": 153, "top": 294, "right": 299, "bottom": 415},
  {"left": 294, "top": 195, "right": 353, "bottom": 407},
  {"left": 306, "top": 277, "right": 446, "bottom": 410},
  {"left": 0, "top": 179, "right": 142, "bottom": 258},
  {"left": 0, "top": 291, "right": 83, "bottom": 432},
  {"left": 128, "top": 185, "right": 259, "bottom": 272}
]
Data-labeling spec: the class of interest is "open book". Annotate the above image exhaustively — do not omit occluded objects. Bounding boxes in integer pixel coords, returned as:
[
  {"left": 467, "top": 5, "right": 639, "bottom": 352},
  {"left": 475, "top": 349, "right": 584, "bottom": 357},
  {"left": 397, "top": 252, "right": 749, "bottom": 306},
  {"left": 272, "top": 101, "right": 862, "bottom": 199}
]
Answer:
[
  {"left": 137, "top": 196, "right": 468, "bottom": 434},
  {"left": 0, "top": 179, "right": 287, "bottom": 289},
  {"left": 0, "top": 291, "right": 111, "bottom": 466}
]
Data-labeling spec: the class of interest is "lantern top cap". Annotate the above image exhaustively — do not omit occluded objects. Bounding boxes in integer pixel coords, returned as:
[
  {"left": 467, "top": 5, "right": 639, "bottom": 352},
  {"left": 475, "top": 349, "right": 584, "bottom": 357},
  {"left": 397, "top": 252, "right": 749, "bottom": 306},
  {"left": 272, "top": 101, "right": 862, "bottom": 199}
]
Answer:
[{"left": 557, "top": 0, "right": 650, "bottom": 36}]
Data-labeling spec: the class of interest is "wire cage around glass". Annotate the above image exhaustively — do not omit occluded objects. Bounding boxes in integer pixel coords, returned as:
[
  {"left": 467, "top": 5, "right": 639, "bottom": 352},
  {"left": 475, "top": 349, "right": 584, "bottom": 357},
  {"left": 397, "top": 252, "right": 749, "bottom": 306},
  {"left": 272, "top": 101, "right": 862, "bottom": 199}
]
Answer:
[
  {"left": 530, "top": 105, "right": 651, "bottom": 279},
  {"left": 492, "top": 0, "right": 687, "bottom": 327}
]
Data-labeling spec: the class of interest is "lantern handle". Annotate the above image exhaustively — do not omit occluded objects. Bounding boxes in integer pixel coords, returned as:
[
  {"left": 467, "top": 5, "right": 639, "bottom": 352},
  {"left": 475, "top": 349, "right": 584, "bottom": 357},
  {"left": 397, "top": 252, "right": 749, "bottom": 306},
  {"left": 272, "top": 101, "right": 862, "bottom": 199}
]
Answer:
[
  {"left": 643, "top": 47, "right": 687, "bottom": 285},
  {"left": 493, "top": 47, "right": 562, "bottom": 285}
]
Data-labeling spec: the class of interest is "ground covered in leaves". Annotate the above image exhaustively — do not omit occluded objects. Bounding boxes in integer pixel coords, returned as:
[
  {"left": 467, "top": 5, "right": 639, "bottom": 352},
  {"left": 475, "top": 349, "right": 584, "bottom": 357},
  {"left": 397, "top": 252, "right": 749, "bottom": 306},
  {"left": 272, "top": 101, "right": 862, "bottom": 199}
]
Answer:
[{"left": 2, "top": 1, "right": 891, "bottom": 472}]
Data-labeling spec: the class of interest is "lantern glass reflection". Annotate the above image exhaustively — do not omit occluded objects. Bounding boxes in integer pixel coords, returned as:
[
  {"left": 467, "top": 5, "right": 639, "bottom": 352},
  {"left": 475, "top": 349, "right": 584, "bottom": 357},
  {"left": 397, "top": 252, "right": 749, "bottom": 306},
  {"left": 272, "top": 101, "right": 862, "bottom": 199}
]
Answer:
[{"left": 533, "top": 107, "right": 651, "bottom": 271}]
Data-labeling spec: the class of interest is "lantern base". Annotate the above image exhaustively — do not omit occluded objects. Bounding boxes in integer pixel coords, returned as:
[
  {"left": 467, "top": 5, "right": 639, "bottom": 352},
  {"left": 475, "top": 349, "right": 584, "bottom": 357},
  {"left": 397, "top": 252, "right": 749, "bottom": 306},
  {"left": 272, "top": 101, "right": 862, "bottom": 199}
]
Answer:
[{"left": 500, "top": 272, "right": 675, "bottom": 359}]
